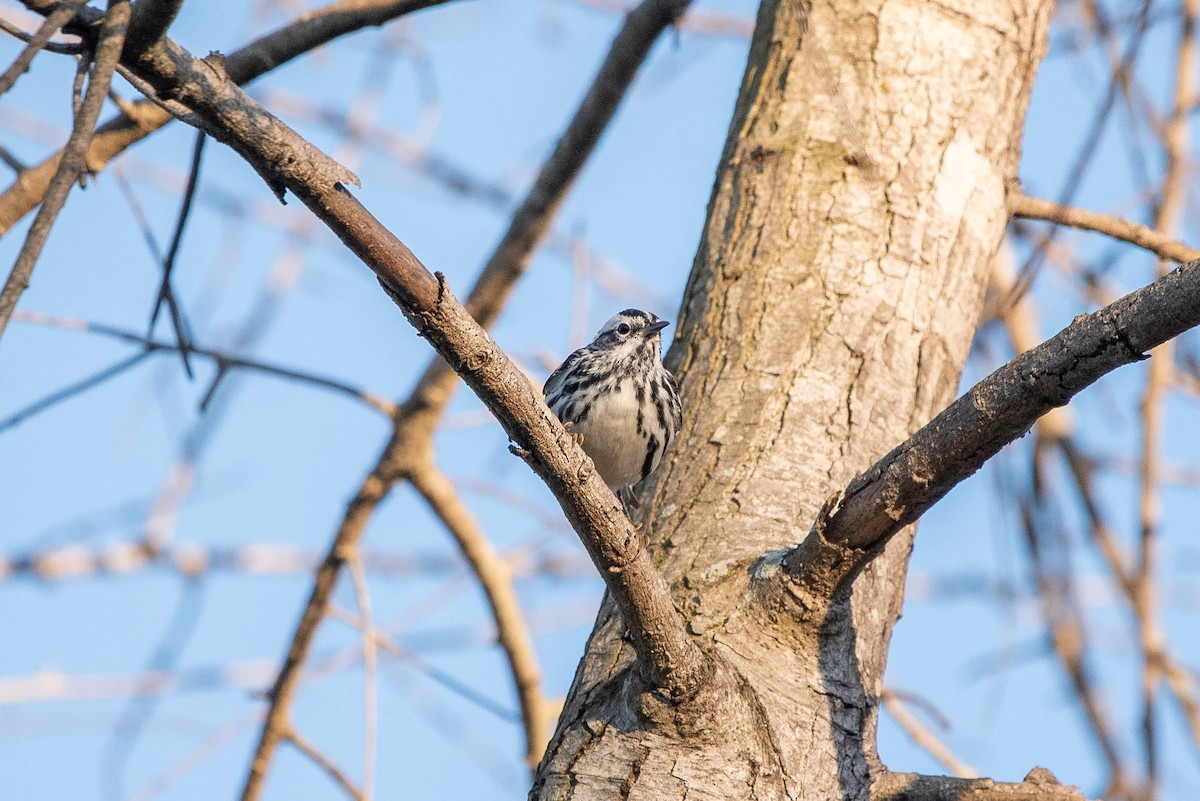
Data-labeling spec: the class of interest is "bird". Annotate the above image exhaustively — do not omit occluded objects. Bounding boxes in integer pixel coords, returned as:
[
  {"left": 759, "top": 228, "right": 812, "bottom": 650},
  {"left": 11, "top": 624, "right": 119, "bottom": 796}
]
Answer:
[{"left": 543, "top": 309, "right": 682, "bottom": 509}]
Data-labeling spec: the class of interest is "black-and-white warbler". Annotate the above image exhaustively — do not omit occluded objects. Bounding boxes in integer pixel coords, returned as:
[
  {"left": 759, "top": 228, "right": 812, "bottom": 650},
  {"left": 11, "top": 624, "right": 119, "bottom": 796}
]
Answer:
[{"left": 544, "top": 309, "right": 682, "bottom": 508}]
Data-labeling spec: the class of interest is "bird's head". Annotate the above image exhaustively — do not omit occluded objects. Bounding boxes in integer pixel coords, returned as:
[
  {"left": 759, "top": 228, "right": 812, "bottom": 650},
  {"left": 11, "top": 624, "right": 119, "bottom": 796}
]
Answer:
[{"left": 592, "top": 309, "right": 670, "bottom": 357}]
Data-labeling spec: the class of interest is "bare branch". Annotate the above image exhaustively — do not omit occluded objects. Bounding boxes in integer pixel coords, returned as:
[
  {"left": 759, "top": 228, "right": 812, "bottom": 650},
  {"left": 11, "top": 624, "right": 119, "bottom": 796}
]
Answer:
[
  {"left": 0, "top": 12, "right": 81, "bottom": 54},
  {"left": 0, "top": 144, "right": 27, "bottom": 172},
  {"left": 0, "top": 2, "right": 81, "bottom": 95},
  {"left": 127, "top": 709, "right": 263, "bottom": 801},
  {"left": 0, "top": 539, "right": 590, "bottom": 582},
  {"left": 0, "top": 660, "right": 279, "bottom": 703},
  {"left": 1010, "top": 193, "right": 1200, "bottom": 264},
  {"left": 0, "top": 349, "right": 152, "bottom": 433},
  {"left": 109, "top": 167, "right": 196, "bottom": 375},
  {"left": 0, "top": 0, "right": 130, "bottom": 343},
  {"left": 564, "top": 0, "right": 753, "bottom": 39},
  {"left": 1001, "top": 0, "right": 1154, "bottom": 312},
  {"left": 6, "top": 311, "right": 398, "bottom": 421},
  {"left": 872, "top": 771, "right": 1090, "bottom": 801},
  {"left": 125, "top": 0, "right": 184, "bottom": 55},
  {"left": 409, "top": 461, "right": 551, "bottom": 768},
  {"left": 327, "top": 606, "right": 524, "bottom": 723},
  {"left": 284, "top": 728, "right": 366, "bottom": 801},
  {"left": 881, "top": 690, "right": 977, "bottom": 779},
  {"left": 1017, "top": 493, "right": 1129, "bottom": 792},
  {"left": 346, "top": 558, "right": 378, "bottom": 801},
  {"left": 786, "top": 257, "right": 1200, "bottom": 588},
  {"left": 147, "top": 130, "right": 206, "bottom": 363}
]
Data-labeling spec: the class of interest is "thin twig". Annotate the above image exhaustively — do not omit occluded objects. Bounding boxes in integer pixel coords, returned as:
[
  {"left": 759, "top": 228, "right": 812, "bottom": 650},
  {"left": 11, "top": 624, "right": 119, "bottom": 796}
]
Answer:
[
  {"left": 327, "top": 606, "right": 522, "bottom": 723},
  {"left": 0, "top": 350, "right": 152, "bottom": 434},
  {"left": 0, "top": 144, "right": 27, "bottom": 173},
  {"left": 126, "top": 708, "right": 264, "bottom": 801},
  {"left": 881, "top": 689, "right": 977, "bottom": 779},
  {"left": 1056, "top": 435, "right": 1200, "bottom": 761},
  {"left": 110, "top": 167, "right": 195, "bottom": 376},
  {"left": 0, "top": 14, "right": 80, "bottom": 54},
  {"left": 147, "top": 130, "right": 207, "bottom": 372},
  {"left": 1009, "top": 193, "right": 1200, "bottom": 265},
  {"left": 284, "top": 728, "right": 365, "bottom": 801},
  {"left": 0, "top": 539, "right": 591, "bottom": 583},
  {"left": 1000, "top": 0, "right": 1153, "bottom": 312},
  {"left": 8, "top": 311, "right": 397, "bottom": 419},
  {"left": 0, "top": 3, "right": 80, "bottom": 95},
  {"left": 0, "top": 0, "right": 131, "bottom": 343},
  {"left": 1019, "top": 490, "right": 1128, "bottom": 792},
  {"left": 347, "top": 557, "right": 378, "bottom": 801}
]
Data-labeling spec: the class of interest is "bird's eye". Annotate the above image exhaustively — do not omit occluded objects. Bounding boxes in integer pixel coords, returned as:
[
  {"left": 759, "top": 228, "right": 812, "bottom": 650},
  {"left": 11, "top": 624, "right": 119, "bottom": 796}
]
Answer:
[{"left": 616, "top": 323, "right": 631, "bottom": 335}]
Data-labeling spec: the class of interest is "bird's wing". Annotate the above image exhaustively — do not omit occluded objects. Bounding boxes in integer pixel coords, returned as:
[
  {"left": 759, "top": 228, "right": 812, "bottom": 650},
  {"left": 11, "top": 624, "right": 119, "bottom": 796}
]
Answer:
[{"left": 543, "top": 347, "right": 588, "bottom": 398}]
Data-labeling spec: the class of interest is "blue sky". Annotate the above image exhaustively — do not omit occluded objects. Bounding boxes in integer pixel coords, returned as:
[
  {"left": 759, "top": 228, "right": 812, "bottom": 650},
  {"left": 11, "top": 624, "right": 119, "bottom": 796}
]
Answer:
[{"left": 2, "top": 1, "right": 1198, "bottom": 799}]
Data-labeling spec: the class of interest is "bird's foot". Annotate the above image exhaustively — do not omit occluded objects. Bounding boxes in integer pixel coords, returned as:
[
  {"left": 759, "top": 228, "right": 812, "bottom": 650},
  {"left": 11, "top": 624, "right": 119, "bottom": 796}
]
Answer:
[
  {"left": 563, "top": 420, "right": 585, "bottom": 447},
  {"left": 619, "top": 485, "right": 641, "bottom": 513}
]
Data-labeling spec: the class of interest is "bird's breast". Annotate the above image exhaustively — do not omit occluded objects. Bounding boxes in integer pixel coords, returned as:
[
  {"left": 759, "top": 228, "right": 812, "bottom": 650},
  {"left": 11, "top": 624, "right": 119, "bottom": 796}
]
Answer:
[{"left": 572, "top": 381, "right": 653, "bottom": 490}]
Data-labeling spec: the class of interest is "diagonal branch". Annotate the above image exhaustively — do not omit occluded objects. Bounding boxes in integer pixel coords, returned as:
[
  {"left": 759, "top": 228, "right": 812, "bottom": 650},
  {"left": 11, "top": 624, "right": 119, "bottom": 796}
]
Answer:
[
  {"left": 785, "top": 257, "right": 1200, "bottom": 590},
  {"left": 284, "top": 728, "right": 365, "bottom": 801},
  {"left": 408, "top": 460, "right": 550, "bottom": 767},
  {"left": 0, "top": 2, "right": 81, "bottom": 96},
  {"left": 880, "top": 689, "right": 977, "bottom": 779},
  {"left": 86, "top": 0, "right": 699, "bottom": 795},
  {"left": 0, "top": 0, "right": 129, "bottom": 343}
]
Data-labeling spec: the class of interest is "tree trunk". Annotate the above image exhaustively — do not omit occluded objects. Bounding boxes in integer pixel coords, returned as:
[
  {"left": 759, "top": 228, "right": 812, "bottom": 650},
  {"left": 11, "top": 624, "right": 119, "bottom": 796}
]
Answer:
[{"left": 532, "top": 1, "right": 1052, "bottom": 799}]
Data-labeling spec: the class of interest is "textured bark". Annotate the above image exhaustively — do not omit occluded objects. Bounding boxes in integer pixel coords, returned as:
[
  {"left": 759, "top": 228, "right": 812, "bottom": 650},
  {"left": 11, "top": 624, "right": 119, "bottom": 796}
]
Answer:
[{"left": 532, "top": 1, "right": 1054, "bottom": 799}]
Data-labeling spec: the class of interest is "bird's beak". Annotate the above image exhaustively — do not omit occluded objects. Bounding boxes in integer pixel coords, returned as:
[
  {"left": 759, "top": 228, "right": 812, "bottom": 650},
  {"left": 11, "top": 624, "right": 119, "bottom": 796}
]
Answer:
[{"left": 645, "top": 320, "right": 669, "bottom": 336}]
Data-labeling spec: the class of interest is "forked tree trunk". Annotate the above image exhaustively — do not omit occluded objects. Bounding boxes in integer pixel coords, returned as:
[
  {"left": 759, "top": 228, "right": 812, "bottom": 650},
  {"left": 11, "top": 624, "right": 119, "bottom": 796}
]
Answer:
[{"left": 532, "top": 1, "right": 1053, "bottom": 799}]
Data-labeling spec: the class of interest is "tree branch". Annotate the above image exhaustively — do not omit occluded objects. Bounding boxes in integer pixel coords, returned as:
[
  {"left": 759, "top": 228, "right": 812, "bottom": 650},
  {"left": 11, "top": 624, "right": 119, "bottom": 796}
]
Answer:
[
  {"left": 5, "top": 311, "right": 397, "bottom": 423},
  {"left": 0, "top": 0, "right": 129, "bottom": 343},
  {"left": 881, "top": 690, "right": 977, "bottom": 779},
  {"left": 125, "top": 0, "right": 185, "bottom": 55},
  {"left": 408, "top": 460, "right": 551, "bottom": 767},
  {"left": 345, "top": 556, "right": 378, "bottom": 799},
  {"left": 0, "top": 2, "right": 81, "bottom": 95},
  {"left": 785, "top": 257, "right": 1200, "bottom": 590},
  {"left": 283, "top": 728, "right": 365, "bottom": 801},
  {"left": 1131, "top": 3, "right": 1197, "bottom": 790},
  {"left": 873, "top": 770, "right": 1090, "bottom": 801},
  {"left": 0, "top": 539, "right": 590, "bottom": 582},
  {"left": 1010, "top": 193, "right": 1200, "bottom": 264}
]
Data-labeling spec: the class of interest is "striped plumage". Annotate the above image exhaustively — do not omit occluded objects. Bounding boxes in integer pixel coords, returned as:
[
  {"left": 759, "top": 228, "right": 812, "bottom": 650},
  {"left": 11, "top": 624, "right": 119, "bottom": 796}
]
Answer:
[{"left": 544, "top": 309, "right": 682, "bottom": 507}]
